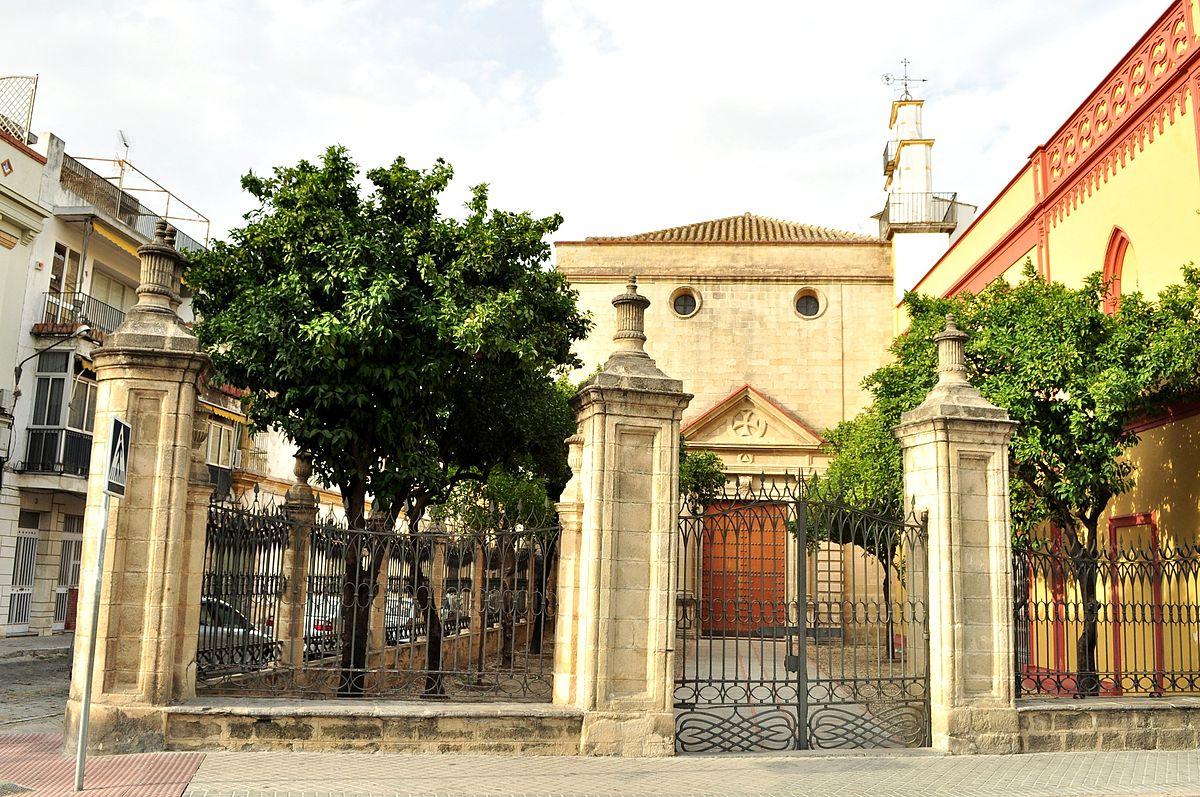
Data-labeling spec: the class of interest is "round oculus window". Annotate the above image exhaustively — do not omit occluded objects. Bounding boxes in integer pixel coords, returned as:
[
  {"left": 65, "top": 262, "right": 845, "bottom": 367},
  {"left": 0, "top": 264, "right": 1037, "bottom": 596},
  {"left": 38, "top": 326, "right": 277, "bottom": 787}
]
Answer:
[
  {"left": 795, "top": 292, "right": 820, "bottom": 318},
  {"left": 672, "top": 290, "right": 698, "bottom": 317}
]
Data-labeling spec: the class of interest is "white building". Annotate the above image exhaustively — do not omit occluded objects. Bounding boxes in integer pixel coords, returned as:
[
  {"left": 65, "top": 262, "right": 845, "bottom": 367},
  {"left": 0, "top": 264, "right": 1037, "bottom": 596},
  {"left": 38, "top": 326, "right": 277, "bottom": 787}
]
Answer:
[{"left": 0, "top": 81, "right": 300, "bottom": 637}]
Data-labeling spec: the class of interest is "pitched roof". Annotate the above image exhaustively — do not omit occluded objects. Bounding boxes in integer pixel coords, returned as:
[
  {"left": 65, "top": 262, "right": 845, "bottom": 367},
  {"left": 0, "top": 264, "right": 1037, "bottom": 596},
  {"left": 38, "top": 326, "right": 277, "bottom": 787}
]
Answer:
[{"left": 586, "top": 212, "right": 876, "bottom": 244}]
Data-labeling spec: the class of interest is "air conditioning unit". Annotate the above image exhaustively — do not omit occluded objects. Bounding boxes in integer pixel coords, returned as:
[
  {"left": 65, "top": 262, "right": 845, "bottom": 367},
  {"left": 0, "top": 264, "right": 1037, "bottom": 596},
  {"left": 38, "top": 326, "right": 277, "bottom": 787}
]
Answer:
[{"left": 0, "top": 389, "right": 12, "bottom": 416}]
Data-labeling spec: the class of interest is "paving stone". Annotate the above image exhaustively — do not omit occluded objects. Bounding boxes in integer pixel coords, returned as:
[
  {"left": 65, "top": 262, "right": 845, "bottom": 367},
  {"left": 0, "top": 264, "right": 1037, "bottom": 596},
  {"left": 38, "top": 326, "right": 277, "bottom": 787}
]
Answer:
[{"left": 180, "top": 748, "right": 1200, "bottom": 797}]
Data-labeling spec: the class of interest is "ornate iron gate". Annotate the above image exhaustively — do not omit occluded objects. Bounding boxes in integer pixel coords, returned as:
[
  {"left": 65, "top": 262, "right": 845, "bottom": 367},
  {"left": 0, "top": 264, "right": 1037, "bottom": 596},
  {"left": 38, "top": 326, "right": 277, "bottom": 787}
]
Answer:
[{"left": 674, "top": 478, "right": 929, "bottom": 753}]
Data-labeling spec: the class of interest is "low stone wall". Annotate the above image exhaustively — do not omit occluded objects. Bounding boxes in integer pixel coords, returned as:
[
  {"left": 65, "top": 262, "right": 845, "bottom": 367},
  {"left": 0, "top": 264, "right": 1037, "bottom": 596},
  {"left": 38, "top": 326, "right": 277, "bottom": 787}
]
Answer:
[
  {"left": 1018, "top": 697, "right": 1200, "bottom": 752},
  {"left": 165, "top": 699, "right": 584, "bottom": 754}
]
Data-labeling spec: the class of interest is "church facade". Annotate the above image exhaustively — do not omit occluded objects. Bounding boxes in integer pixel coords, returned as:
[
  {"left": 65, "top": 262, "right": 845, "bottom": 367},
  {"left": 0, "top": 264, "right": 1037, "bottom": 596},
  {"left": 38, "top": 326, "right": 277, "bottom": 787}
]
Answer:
[{"left": 556, "top": 212, "right": 894, "bottom": 482}]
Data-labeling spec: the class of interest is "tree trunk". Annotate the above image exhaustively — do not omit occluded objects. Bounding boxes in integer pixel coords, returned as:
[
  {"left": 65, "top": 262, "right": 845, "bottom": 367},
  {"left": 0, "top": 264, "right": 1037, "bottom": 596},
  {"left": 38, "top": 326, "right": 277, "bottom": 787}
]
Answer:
[
  {"left": 1071, "top": 519, "right": 1102, "bottom": 698},
  {"left": 421, "top": 536, "right": 447, "bottom": 697},
  {"left": 500, "top": 535, "right": 515, "bottom": 666},
  {"left": 337, "top": 566, "right": 373, "bottom": 696},
  {"left": 336, "top": 484, "right": 386, "bottom": 696},
  {"left": 471, "top": 539, "right": 487, "bottom": 681}
]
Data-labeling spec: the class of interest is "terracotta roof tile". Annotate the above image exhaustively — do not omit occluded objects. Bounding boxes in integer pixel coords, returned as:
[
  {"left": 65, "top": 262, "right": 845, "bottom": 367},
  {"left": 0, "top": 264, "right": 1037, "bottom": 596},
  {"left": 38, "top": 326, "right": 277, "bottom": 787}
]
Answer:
[{"left": 586, "top": 212, "right": 876, "bottom": 243}]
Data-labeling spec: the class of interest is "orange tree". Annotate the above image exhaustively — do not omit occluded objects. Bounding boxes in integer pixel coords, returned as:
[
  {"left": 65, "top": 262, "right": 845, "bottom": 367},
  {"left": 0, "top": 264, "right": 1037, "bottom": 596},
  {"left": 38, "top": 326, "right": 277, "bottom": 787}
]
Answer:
[{"left": 186, "top": 147, "right": 589, "bottom": 694}]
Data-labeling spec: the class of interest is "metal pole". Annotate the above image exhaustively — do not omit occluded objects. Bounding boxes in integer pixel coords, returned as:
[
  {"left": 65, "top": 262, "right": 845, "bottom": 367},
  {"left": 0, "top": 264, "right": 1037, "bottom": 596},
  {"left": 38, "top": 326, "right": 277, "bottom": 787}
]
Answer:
[
  {"left": 74, "top": 490, "right": 110, "bottom": 792},
  {"left": 795, "top": 498, "right": 809, "bottom": 750}
]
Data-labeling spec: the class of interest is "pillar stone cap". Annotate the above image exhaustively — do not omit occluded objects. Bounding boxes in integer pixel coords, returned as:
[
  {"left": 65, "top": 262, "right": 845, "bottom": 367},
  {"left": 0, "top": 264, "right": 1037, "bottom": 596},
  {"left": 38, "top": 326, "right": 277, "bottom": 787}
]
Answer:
[{"left": 896, "top": 315, "right": 1015, "bottom": 431}]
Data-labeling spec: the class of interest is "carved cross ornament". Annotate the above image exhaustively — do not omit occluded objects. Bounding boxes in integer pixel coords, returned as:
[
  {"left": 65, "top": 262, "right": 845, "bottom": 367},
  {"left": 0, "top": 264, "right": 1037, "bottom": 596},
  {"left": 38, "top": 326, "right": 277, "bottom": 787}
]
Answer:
[{"left": 730, "top": 408, "right": 767, "bottom": 438}]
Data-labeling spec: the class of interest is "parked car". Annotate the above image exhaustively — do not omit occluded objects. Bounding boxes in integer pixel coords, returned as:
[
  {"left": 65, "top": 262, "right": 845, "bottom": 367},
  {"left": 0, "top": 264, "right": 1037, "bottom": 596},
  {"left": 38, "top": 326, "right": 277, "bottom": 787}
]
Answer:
[
  {"left": 385, "top": 594, "right": 419, "bottom": 645},
  {"left": 196, "top": 597, "right": 276, "bottom": 673},
  {"left": 303, "top": 593, "right": 342, "bottom": 659}
]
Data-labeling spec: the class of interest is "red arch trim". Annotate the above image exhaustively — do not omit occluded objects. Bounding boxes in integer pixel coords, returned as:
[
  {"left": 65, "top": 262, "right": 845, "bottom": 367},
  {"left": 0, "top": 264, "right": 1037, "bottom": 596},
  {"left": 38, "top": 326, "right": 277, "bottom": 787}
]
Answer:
[{"left": 1102, "top": 227, "right": 1131, "bottom": 314}]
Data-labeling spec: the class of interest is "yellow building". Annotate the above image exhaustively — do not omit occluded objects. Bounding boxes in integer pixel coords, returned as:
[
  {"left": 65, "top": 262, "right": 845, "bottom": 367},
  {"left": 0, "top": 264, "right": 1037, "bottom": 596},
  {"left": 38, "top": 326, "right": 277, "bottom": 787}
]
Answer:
[{"left": 910, "top": 0, "right": 1200, "bottom": 694}]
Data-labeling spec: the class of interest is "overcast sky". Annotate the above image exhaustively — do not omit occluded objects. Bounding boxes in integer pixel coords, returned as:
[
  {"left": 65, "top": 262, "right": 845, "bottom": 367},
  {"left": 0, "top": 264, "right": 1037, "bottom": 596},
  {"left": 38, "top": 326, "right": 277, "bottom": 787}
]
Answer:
[{"left": 7, "top": 0, "right": 1166, "bottom": 245}]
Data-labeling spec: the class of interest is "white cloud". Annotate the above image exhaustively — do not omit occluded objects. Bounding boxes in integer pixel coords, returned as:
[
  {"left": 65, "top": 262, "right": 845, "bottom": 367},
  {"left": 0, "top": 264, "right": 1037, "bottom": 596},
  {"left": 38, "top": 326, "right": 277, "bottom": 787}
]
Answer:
[{"left": 7, "top": 0, "right": 1169, "bottom": 244}]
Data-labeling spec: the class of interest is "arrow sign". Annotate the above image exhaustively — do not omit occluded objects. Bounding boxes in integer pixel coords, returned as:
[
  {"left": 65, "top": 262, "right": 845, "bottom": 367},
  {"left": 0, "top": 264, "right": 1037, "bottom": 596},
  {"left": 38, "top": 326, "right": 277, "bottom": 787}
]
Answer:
[{"left": 106, "top": 417, "right": 130, "bottom": 497}]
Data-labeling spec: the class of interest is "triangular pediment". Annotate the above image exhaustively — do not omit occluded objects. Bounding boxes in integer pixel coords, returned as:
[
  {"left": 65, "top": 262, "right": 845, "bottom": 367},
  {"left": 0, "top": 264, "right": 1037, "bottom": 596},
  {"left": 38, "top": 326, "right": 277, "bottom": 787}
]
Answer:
[{"left": 682, "top": 385, "right": 826, "bottom": 451}]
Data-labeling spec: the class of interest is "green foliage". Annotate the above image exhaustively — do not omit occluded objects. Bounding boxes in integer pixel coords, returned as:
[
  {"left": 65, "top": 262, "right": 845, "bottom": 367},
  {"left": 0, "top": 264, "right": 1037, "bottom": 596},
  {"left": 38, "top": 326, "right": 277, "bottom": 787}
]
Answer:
[
  {"left": 433, "top": 375, "right": 577, "bottom": 530},
  {"left": 186, "top": 146, "right": 591, "bottom": 522},
  {"left": 679, "top": 436, "right": 727, "bottom": 505},
  {"left": 823, "top": 262, "right": 1200, "bottom": 539}
]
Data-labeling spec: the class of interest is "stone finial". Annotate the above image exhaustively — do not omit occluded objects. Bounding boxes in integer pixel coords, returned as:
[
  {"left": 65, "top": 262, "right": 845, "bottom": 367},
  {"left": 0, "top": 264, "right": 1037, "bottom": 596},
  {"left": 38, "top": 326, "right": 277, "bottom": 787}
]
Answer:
[
  {"left": 286, "top": 453, "right": 317, "bottom": 506},
  {"left": 294, "top": 454, "right": 313, "bottom": 483},
  {"left": 897, "top": 313, "right": 1013, "bottom": 426},
  {"left": 133, "top": 220, "right": 185, "bottom": 316},
  {"left": 611, "top": 276, "right": 651, "bottom": 355},
  {"left": 934, "top": 314, "right": 969, "bottom": 385}
]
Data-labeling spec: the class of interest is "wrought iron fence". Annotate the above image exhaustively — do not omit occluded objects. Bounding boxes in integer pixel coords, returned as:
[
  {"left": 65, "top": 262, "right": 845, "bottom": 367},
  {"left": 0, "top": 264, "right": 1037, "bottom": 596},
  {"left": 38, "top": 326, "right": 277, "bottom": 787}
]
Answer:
[
  {"left": 198, "top": 495, "right": 289, "bottom": 675},
  {"left": 197, "top": 491, "right": 559, "bottom": 701},
  {"left": 1013, "top": 527, "right": 1200, "bottom": 698},
  {"left": 674, "top": 476, "right": 930, "bottom": 752}
]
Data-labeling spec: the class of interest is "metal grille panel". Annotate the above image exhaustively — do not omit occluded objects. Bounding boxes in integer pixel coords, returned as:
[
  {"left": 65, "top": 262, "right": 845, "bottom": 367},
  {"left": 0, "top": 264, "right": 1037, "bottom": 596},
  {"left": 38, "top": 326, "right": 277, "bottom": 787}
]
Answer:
[{"left": 674, "top": 477, "right": 929, "bottom": 753}]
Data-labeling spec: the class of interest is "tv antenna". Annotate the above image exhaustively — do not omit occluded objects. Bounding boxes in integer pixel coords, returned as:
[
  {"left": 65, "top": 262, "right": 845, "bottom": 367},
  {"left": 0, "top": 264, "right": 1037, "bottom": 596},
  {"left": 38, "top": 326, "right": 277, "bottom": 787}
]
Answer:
[
  {"left": 117, "top": 129, "right": 131, "bottom": 162},
  {"left": 882, "top": 59, "right": 927, "bottom": 100}
]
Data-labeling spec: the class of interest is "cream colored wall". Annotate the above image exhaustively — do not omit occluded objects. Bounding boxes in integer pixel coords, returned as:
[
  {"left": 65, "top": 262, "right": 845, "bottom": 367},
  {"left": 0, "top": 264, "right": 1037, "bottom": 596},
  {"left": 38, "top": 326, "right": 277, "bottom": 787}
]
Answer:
[
  {"left": 1046, "top": 95, "right": 1200, "bottom": 298},
  {"left": 558, "top": 241, "right": 894, "bottom": 439}
]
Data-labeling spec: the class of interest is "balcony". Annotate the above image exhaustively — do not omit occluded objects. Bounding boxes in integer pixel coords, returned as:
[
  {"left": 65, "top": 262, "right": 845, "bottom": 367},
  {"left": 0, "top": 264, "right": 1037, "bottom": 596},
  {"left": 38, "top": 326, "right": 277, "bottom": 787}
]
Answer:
[
  {"left": 879, "top": 192, "right": 958, "bottom": 239},
  {"left": 20, "top": 428, "right": 92, "bottom": 477},
  {"left": 33, "top": 291, "right": 126, "bottom": 338},
  {"left": 56, "top": 155, "right": 207, "bottom": 253}
]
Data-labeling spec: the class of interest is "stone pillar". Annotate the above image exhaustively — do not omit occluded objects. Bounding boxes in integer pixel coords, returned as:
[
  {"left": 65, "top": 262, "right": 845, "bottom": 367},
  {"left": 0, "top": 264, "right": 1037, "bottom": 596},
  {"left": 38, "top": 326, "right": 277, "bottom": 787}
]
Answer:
[
  {"left": 552, "top": 433, "right": 584, "bottom": 706},
  {"left": 65, "top": 222, "right": 211, "bottom": 753},
  {"left": 278, "top": 456, "right": 316, "bottom": 669},
  {"left": 894, "top": 315, "right": 1019, "bottom": 755},
  {"left": 555, "top": 277, "right": 691, "bottom": 756}
]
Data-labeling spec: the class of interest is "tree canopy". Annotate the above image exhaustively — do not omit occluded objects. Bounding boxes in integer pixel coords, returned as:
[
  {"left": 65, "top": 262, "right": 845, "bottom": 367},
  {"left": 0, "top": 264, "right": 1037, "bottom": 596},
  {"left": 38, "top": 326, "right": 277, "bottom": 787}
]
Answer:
[{"left": 186, "top": 146, "right": 591, "bottom": 523}]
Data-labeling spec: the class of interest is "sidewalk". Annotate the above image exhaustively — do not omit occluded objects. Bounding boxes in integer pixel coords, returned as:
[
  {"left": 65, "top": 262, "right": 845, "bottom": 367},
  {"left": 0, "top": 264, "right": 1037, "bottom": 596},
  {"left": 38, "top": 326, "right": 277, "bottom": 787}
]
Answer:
[
  {"left": 181, "top": 747, "right": 1200, "bottom": 797},
  {"left": 0, "top": 632, "right": 74, "bottom": 662},
  {"left": 4, "top": 734, "right": 1200, "bottom": 797}
]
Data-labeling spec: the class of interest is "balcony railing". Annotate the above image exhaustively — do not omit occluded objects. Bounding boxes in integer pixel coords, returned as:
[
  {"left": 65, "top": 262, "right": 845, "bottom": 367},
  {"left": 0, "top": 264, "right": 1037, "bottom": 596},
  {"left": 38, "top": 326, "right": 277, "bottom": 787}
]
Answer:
[
  {"left": 38, "top": 291, "right": 126, "bottom": 337},
  {"left": 879, "top": 192, "right": 958, "bottom": 239},
  {"left": 58, "top": 155, "right": 206, "bottom": 252},
  {"left": 21, "top": 428, "right": 92, "bottom": 477}
]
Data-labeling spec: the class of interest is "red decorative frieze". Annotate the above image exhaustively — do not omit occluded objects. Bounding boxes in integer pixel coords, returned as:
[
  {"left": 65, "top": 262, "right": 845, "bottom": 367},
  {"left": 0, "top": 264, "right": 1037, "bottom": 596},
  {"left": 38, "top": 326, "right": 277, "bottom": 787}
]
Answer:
[
  {"left": 1045, "top": 80, "right": 1192, "bottom": 227},
  {"left": 1044, "top": 2, "right": 1194, "bottom": 193}
]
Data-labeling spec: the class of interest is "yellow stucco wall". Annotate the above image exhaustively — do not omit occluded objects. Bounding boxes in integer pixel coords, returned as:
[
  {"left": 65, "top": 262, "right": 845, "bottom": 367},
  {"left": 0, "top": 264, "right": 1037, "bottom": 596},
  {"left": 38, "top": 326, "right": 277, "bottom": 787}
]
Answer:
[
  {"left": 908, "top": 166, "right": 1037, "bottom": 304},
  {"left": 1047, "top": 92, "right": 1200, "bottom": 296}
]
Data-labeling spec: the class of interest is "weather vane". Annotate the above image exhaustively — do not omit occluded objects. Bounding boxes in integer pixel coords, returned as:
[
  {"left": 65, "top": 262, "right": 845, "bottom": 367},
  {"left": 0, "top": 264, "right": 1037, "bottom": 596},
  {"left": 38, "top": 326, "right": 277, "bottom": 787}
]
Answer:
[{"left": 881, "top": 58, "right": 927, "bottom": 100}]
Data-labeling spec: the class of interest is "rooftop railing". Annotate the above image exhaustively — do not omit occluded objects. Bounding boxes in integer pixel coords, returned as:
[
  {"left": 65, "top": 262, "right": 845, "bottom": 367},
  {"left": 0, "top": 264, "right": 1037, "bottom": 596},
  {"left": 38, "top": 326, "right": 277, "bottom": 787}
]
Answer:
[
  {"left": 879, "top": 191, "right": 958, "bottom": 239},
  {"left": 57, "top": 154, "right": 207, "bottom": 252}
]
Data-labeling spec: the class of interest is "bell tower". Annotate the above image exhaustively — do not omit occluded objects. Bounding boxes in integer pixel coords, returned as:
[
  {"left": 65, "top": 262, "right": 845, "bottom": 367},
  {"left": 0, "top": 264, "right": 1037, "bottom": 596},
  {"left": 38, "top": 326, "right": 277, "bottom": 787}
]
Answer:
[{"left": 877, "top": 61, "right": 974, "bottom": 304}]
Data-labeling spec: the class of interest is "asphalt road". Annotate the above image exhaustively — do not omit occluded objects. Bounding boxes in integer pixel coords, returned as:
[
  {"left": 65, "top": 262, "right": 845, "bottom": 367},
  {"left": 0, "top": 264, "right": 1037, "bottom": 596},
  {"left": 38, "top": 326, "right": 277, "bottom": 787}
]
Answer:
[{"left": 0, "top": 650, "right": 71, "bottom": 735}]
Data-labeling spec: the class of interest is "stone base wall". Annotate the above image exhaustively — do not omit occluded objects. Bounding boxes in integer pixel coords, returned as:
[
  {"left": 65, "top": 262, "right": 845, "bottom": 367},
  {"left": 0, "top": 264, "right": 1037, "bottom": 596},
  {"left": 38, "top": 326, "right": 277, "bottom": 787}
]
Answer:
[
  {"left": 164, "top": 699, "right": 584, "bottom": 755},
  {"left": 1018, "top": 698, "right": 1200, "bottom": 752}
]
